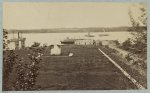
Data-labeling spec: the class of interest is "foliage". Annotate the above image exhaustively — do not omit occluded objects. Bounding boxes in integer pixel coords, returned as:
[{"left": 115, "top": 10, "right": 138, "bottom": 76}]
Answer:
[
  {"left": 3, "top": 29, "right": 18, "bottom": 90},
  {"left": 3, "top": 29, "right": 43, "bottom": 90},
  {"left": 14, "top": 47, "right": 43, "bottom": 90},
  {"left": 127, "top": 3, "right": 147, "bottom": 53},
  {"left": 3, "top": 50, "right": 18, "bottom": 90},
  {"left": 3, "top": 29, "right": 9, "bottom": 50},
  {"left": 122, "top": 38, "right": 132, "bottom": 50}
]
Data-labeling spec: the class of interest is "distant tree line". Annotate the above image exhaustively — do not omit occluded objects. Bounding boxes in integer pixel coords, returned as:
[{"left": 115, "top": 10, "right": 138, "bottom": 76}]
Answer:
[{"left": 4, "top": 26, "right": 145, "bottom": 34}]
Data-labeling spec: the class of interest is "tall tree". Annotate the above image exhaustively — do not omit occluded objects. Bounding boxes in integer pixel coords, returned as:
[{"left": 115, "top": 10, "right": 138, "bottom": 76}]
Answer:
[{"left": 128, "top": 3, "right": 147, "bottom": 53}]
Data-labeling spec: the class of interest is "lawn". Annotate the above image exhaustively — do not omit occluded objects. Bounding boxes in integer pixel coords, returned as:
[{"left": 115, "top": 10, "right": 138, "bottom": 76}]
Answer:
[
  {"left": 4, "top": 45, "right": 138, "bottom": 90},
  {"left": 36, "top": 45, "right": 137, "bottom": 90}
]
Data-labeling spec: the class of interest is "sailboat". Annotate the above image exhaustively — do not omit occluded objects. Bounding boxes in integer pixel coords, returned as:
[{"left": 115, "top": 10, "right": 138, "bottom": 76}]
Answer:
[{"left": 99, "top": 28, "right": 109, "bottom": 37}]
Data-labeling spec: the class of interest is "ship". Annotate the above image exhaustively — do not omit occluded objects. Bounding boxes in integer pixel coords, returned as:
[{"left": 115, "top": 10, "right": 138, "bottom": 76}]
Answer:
[{"left": 60, "top": 37, "right": 75, "bottom": 44}]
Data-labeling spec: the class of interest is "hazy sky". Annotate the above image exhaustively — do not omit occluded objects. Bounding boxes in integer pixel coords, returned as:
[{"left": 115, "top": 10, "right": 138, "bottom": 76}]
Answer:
[{"left": 3, "top": 2, "right": 135, "bottom": 29}]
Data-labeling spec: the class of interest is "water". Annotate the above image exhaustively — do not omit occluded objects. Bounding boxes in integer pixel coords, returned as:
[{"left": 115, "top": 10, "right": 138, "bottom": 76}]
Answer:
[{"left": 7, "top": 32, "right": 131, "bottom": 49}]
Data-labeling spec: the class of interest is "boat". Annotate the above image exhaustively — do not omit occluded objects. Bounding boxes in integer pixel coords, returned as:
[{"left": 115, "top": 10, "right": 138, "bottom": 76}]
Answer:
[
  {"left": 99, "top": 34, "right": 109, "bottom": 36},
  {"left": 99, "top": 28, "right": 109, "bottom": 37},
  {"left": 85, "top": 32, "right": 94, "bottom": 37},
  {"left": 60, "top": 37, "right": 75, "bottom": 44}
]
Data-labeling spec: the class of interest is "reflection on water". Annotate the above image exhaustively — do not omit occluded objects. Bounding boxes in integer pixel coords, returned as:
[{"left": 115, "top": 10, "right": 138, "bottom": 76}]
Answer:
[{"left": 7, "top": 32, "right": 131, "bottom": 49}]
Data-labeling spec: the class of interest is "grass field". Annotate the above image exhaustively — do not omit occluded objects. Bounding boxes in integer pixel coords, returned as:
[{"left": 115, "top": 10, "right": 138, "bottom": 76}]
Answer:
[
  {"left": 5, "top": 45, "right": 139, "bottom": 90},
  {"left": 36, "top": 45, "right": 137, "bottom": 90},
  {"left": 98, "top": 46, "right": 147, "bottom": 88}
]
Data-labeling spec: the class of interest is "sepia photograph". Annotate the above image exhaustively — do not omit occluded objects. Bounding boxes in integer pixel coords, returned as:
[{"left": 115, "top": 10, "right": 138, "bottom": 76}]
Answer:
[{"left": 3, "top": 2, "right": 147, "bottom": 91}]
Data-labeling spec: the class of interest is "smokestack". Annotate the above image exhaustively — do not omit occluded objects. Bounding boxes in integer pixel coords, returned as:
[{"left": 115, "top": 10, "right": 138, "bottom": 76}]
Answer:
[{"left": 18, "top": 32, "right": 20, "bottom": 38}]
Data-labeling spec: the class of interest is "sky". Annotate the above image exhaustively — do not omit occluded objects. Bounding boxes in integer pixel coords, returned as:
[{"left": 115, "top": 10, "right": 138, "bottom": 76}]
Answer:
[{"left": 3, "top": 2, "right": 137, "bottom": 29}]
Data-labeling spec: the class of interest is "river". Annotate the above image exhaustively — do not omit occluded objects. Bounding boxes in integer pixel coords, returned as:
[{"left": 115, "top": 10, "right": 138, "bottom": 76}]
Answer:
[{"left": 7, "top": 31, "right": 132, "bottom": 49}]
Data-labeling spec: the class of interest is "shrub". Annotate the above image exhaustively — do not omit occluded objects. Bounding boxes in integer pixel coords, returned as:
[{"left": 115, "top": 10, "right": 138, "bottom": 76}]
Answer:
[
  {"left": 122, "top": 38, "right": 132, "bottom": 50},
  {"left": 31, "top": 42, "right": 40, "bottom": 47},
  {"left": 14, "top": 47, "right": 43, "bottom": 90},
  {"left": 3, "top": 50, "right": 18, "bottom": 90}
]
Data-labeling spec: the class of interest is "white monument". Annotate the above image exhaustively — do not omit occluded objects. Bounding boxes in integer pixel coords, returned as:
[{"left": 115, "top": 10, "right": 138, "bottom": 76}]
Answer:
[{"left": 50, "top": 45, "right": 61, "bottom": 55}]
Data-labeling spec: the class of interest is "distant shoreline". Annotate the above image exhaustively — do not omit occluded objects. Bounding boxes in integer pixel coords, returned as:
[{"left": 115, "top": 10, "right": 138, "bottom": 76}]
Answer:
[
  {"left": 4, "top": 26, "right": 146, "bottom": 34},
  {"left": 7, "top": 30, "right": 130, "bottom": 34}
]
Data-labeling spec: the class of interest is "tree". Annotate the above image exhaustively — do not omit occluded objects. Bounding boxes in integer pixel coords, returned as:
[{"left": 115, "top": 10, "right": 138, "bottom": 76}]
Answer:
[
  {"left": 3, "top": 29, "right": 9, "bottom": 50},
  {"left": 14, "top": 47, "right": 42, "bottom": 90},
  {"left": 3, "top": 29, "right": 18, "bottom": 90},
  {"left": 122, "top": 38, "right": 132, "bottom": 50},
  {"left": 128, "top": 3, "right": 147, "bottom": 53}
]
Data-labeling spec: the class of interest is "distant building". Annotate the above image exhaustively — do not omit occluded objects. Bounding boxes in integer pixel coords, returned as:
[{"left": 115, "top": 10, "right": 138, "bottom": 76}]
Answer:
[
  {"left": 75, "top": 39, "right": 94, "bottom": 45},
  {"left": 7, "top": 32, "right": 26, "bottom": 50}
]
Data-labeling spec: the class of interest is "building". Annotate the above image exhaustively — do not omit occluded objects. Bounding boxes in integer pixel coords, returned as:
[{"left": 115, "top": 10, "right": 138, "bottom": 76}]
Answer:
[
  {"left": 75, "top": 39, "right": 94, "bottom": 45},
  {"left": 7, "top": 32, "right": 26, "bottom": 50}
]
